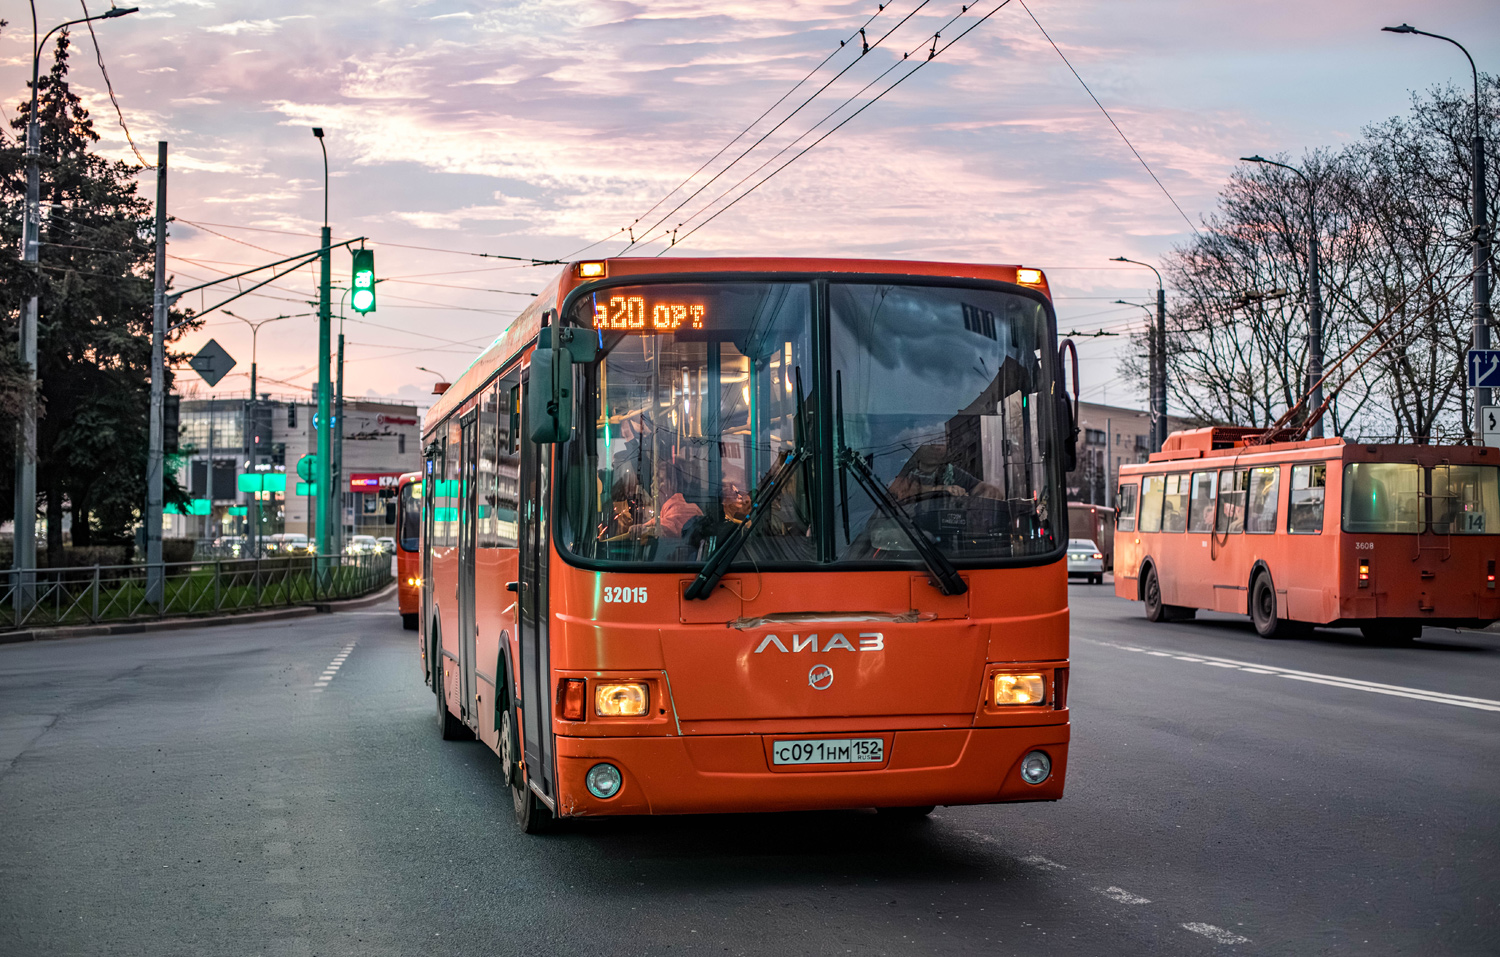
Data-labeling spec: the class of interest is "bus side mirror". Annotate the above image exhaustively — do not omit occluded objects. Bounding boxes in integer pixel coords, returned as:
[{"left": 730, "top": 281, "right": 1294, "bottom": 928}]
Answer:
[
  {"left": 1057, "top": 338, "right": 1080, "bottom": 473},
  {"left": 528, "top": 324, "right": 595, "bottom": 444}
]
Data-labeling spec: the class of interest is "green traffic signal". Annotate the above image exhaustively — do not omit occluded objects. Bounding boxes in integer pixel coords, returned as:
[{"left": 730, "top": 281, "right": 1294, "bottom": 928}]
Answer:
[{"left": 351, "top": 248, "right": 376, "bottom": 313}]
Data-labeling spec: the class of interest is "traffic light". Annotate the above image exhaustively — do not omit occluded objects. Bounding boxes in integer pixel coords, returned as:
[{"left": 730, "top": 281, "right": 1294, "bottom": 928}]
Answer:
[{"left": 351, "top": 248, "right": 376, "bottom": 313}]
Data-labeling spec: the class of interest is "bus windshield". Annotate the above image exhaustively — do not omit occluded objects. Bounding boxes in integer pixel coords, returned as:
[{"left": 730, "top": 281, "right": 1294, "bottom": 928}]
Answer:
[
  {"left": 399, "top": 481, "right": 421, "bottom": 552},
  {"left": 558, "top": 279, "right": 1063, "bottom": 568}
]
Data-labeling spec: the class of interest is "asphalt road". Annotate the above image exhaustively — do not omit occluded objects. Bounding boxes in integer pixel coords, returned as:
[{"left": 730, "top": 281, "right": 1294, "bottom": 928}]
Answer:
[{"left": 1, "top": 586, "right": 1496, "bottom": 957}]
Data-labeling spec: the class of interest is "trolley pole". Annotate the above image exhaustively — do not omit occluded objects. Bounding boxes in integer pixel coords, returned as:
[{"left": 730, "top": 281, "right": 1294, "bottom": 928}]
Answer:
[
  {"left": 146, "top": 142, "right": 167, "bottom": 605},
  {"left": 1155, "top": 284, "right": 1168, "bottom": 449}
]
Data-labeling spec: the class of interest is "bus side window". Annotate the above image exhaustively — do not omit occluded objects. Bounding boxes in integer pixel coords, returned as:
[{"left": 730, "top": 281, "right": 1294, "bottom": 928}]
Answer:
[
  {"left": 1246, "top": 466, "right": 1280, "bottom": 533},
  {"left": 1288, "top": 463, "right": 1326, "bottom": 534},
  {"left": 494, "top": 375, "right": 521, "bottom": 547},
  {"left": 1187, "top": 470, "right": 1217, "bottom": 532},
  {"left": 1216, "top": 469, "right": 1247, "bottom": 534},
  {"left": 1116, "top": 483, "right": 1138, "bottom": 532},
  {"left": 1139, "top": 475, "right": 1166, "bottom": 533},
  {"left": 1161, "top": 473, "right": 1189, "bottom": 533}
]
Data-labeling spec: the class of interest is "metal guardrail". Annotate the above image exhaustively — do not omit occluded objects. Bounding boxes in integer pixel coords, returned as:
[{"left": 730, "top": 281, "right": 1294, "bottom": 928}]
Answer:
[{"left": 0, "top": 552, "right": 392, "bottom": 631}]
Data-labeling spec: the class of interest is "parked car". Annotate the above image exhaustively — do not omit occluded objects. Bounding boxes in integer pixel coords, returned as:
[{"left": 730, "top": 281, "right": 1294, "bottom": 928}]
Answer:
[
  {"left": 1066, "top": 538, "right": 1105, "bottom": 584},
  {"left": 348, "top": 535, "right": 380, "bottom": 555},
  {"left": 375, "top": 536, "right": 396, "bottom": 554}
]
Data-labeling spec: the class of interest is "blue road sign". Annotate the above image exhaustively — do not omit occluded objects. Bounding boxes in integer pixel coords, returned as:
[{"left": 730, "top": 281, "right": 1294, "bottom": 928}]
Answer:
[{"left": 1469, "top": 350, "right": 1500, "bottom": 388}]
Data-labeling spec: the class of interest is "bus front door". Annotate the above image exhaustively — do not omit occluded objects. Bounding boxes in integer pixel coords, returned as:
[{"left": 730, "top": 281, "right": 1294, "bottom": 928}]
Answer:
[
  {"left": 457, "top": 409, "right": 479, "bottom": 725},
  {"left": 517, "top": 371, "right": 555, "bottom": 802}
]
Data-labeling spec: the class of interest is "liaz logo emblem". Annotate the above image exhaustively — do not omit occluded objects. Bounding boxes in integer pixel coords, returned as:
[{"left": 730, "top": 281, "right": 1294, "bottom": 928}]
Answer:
[
  {"left": 808, "top": 665, "right": 834, "bottom": 690},
  {"left": 752, "top": 632, "right": 884, "bottom": 653}
]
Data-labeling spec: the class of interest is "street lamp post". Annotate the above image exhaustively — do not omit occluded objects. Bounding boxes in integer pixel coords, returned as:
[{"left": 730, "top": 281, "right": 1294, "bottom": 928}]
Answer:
[
  {"left": 1242, "top": 155, "right": 1324, "bottom": 438},
  {"left": 1111, "top": 257, "right": 1168, "bottom": 451},
  {"left": 223, "top": 311, "right": 299, "bottom": 558},
  {"left": 1383, "top": 24, "right": 1491, "bottom": 443},
  {"left": 15, "top": 4, "right": 137, "bottom": 598},
  {"left": 312, "top": 128, "right": 334, "bottom": 559}
]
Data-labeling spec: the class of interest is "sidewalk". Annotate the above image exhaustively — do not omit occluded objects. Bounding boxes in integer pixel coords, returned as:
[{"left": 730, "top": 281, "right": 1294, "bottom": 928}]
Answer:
[{"left": 0, "top": 582, "right": 396, "bottom": 644}]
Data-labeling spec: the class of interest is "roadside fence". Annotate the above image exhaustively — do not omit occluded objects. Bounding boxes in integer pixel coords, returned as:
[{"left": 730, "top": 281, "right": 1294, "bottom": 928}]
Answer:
[{"left": 0, "top": 552, "right": 391, "bottom": 631}]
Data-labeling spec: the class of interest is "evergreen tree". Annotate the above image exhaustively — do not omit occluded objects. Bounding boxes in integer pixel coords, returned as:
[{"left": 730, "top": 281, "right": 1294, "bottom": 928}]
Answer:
[{"left": 0, "top": 29, "right": 196, "bottom": 557}]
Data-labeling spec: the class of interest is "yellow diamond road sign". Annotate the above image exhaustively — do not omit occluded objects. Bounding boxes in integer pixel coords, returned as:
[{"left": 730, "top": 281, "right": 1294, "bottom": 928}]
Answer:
[{"left": 189, "top": 338, "right": 237, "bottom": 387}]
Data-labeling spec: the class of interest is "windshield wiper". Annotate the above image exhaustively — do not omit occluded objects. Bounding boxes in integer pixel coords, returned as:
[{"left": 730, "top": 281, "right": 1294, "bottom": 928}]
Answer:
[
  {"left": 835, "top": 372, "right": 967, "bottom": 596},
  {"left": 685, "top": 370, "right": 810, "bottom": 601}
]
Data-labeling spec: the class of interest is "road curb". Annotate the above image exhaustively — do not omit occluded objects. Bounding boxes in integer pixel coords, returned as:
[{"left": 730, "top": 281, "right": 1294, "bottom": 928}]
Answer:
[{"left": 0, "top": 582, "right": 396, "bottom": 644}]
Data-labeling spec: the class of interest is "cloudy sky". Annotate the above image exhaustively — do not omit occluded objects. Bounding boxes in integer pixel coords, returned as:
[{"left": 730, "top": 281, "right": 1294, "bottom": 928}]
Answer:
[{"left": 3, "top": 0, "right": 1496, "bottom": 411}]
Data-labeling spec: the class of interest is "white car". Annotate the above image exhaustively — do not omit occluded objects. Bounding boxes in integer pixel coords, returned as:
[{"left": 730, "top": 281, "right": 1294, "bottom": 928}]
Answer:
[
  {"left": 375, "top": 536, "right": 396, "bottom": 554},
  {"left": 349, "top": 534, "right": 380, "bottom": 555},
  {"left": 1066, "top": 538, "right": 1104, "bottom": 584}
]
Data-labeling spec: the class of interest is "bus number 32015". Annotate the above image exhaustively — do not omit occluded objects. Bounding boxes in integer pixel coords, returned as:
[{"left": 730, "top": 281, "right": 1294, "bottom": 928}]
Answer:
[
  {"left": 603, "top": 586, "right": 648, "bottom": 604},
  {"left": 594, "top": 296, "right": 705, "bottom": 332}
]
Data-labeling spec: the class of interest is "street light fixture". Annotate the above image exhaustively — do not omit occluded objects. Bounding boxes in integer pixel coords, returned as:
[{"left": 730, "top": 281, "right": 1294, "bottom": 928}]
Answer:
[
  {"left": 14, "top": 3, "right": 138, "bottom": 591},
  {"left": 1382, "top": 23, "right": 1491, "bottom": 443},
  {"left": 1239, "top": 154, "right": 1325, "bottom": 438},
  {"left": 1111, "top": 257, "right": 1168, "bottom": 452}
]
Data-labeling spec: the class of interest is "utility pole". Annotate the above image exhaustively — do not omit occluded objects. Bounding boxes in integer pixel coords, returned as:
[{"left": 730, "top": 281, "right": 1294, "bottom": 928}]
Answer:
[
  {"left": 146, "top": 142, "right": 167, "bottom": 604},
  {"left": 1383, "top": 25, "right": 1490, "bottom": 442},
  {"left": 313, "top": 128, "right": 333, "bottom": 559},
  {"left": 1111, "top": 258, "right": 1168, "bottom": 451},
  {"left": 335, "top": 327, "right": 345, "bottom": 553}
]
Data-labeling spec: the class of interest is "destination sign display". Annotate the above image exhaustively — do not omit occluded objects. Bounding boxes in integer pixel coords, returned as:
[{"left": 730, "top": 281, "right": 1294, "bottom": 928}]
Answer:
[{"left": 593, "top": 294, "right": 706, "bottom": 333}]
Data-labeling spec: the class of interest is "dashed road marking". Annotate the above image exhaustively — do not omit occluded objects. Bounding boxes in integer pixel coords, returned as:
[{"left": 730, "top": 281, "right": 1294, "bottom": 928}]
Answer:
[
  {"left": 1083, "top": 638, "right": 1500, "bottom": 713},
  {"left": 1182, "top": 922, "right": 1250, "bottom": 944},
  {"left": 1019, "top": 854, "right": 1066, "bottom": 871},
  {"left": 1098, "top": 886, "right": 1151, "bottom": 904},
  {"left": 312, "top": 641, "right": 357, "bottom": 692}
]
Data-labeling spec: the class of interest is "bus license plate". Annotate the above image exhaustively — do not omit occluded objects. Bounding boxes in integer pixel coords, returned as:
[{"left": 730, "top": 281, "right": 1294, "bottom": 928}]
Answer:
[{"left": 772, "top": 738, "right": 884, "bottom": 766}]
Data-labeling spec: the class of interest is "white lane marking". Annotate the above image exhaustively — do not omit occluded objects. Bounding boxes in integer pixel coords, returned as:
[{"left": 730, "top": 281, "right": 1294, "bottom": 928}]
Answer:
[
  {"left": 313, "top": 642, "right": 358, "bottom": 692},
  {"left": 1085, "top": 639, "right": 1500, "bottom": 713},
  {"left": 1019, "top": 854, "right": 1067, "bottom": 871},
  {"left": 1181, "top": 922, "right": 1250, "bottom": 945},
  {"left": 1098, "top": 886, "right": 1151, "bottom": 904}
]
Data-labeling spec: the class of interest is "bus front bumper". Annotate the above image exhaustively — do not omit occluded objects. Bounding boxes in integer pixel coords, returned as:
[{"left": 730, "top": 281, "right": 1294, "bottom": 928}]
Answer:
[{"left": 551, "top": 725, "right": 1069, "bottom": 817}]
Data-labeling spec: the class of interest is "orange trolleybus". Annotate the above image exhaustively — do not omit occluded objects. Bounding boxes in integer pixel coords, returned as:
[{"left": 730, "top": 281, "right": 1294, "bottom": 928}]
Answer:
[
  {"left": 396, "top": 470, "right": 422, "bottom": 630},
  {"left": 1114, "top": 427, "right": 1500, "bottom": 640},
  {"left": 419, "top": 256, "right": 1077, "bottom": 831}
]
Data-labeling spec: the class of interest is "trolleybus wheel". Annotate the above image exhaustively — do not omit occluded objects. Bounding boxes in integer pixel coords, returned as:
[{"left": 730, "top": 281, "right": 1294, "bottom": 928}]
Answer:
[
  {"left": 877, "top": 805, "right": 936, "bottom": 820},
  {"left": 1359, "top": 622, "right": 1421, "bottom": 643},
  {"left": 433, "top": 657, "right": 471, "bottom": 741},
  {"left": 1250, "top": 571, "right": 1298, "bottom": 639},
  {"left": 1142, "top": 566, "right": 1193, "bottom": 622},
  {"left": 510, "top": 760, "right": 554, "bottom": 835}
]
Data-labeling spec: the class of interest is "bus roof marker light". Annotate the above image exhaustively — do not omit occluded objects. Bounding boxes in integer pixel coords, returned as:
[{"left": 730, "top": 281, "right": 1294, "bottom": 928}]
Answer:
[
  {"left": 1020, "top": 751, "right": 1051, "bottom": 785},
  {"left": 1016, "top": 268, "right": 1044, "bottom": 285},
  {"left": 586, "top": 763, "right": 623, "bottom": 799},
  {"left": 576, "top": 261, "right": 607, "bottom": 278}
]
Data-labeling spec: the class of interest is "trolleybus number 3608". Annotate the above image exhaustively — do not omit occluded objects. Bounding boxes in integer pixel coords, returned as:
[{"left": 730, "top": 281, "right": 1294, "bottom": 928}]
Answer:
[{"left": 772, "top": 738, "right": 885, "bottom": 765}]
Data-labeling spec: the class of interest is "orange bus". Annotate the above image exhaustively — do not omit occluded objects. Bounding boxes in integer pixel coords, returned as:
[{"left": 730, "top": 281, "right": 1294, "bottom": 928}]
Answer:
[
  {"left": 420, "top": 256, "right": 1076, "bottom": 831},
  {"left": 1114, "top": 427, "right": 1500, "bottom": 640},
  {"left": 396, "top": 470, "right": 422, "bottom": 630}
]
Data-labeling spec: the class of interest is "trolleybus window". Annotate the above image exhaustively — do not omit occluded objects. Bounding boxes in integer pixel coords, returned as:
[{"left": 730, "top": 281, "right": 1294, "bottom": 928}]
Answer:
[
  {"left": 1187, "top": 471, "right": 1216, "bottom": 532},
  {"left": 1139, "top": 475, "right": 1165, "bottom": 533},
  {"left": 1116, "top": 483, "right": 1137, "bottom": 531},
  {"left": 1430, "top": 465, "right": 1498, "bottom": 535},
  {"left": 829, "top": 282, "right": 1061, "bottom": 561},
  {"left": 1288, "top": 463, "right": 1326, "bottom": 534},
  {"left": 1216, "top": 469, "right": 1248, "bottom": 534},
  {"left": 1246, "top": 466, "right": 1280, "bottom": 534},
  {"left": 1161, "top": 473, "right": 1189, "bottom": 533},
  {"left": 1342, "top": 463, "right": 1421, "bottom": 534}
]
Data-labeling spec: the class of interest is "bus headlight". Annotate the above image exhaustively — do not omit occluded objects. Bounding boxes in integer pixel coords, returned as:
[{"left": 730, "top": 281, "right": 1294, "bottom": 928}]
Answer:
[
  {"left": 595, "top": 682, "right": 649, "bottom": 716},
  {"left": 1020, "top": 751, "right": 1051, "bottom": 785},
  {"left": 586, "top": 763, "right": 623, "bottom": 799},
  {"left": 993, "top": 673, "right": 1046, "bottom": 705}
]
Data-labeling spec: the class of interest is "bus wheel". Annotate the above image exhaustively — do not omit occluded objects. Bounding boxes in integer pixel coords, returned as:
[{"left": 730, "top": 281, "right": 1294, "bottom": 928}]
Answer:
[
  {"left": 1250, "top": 572, "right": 1297, "bottom": 639},
  {"left": 510, "top": 762, "right": 554, "bottom": 835},
  {"left": 434, "top": 661, "right": 471, "bottom": 741},
  {"left": 402, "top": 612, "right": 418, "bottom": 631},
  {"left": 1144, "top": 566, "right": 1194, "bottom": 622}
]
